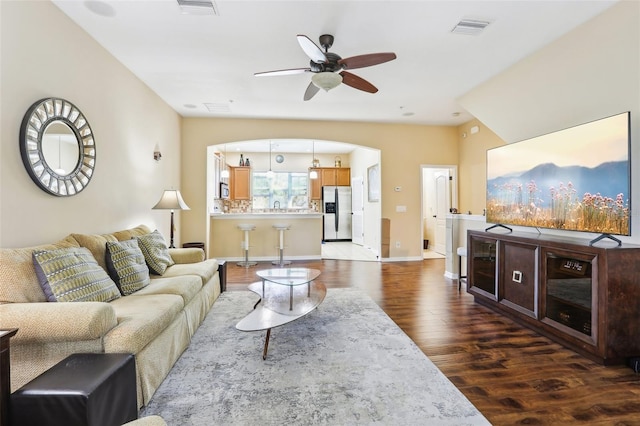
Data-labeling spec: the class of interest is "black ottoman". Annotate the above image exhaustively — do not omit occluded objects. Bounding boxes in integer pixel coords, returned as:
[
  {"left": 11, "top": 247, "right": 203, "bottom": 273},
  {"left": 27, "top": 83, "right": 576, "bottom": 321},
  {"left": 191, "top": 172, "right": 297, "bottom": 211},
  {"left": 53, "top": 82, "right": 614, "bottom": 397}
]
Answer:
[{"left": 11, "top": 353, "right": 137, "bottom": 426}]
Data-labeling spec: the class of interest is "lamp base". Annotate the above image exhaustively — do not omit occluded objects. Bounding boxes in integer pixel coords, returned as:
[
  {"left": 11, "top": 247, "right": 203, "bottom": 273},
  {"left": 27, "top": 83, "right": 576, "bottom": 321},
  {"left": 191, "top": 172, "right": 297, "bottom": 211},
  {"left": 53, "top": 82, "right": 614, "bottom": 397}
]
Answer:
[{"left": 169, "top": 211, "right": 175, "bottom": 248}]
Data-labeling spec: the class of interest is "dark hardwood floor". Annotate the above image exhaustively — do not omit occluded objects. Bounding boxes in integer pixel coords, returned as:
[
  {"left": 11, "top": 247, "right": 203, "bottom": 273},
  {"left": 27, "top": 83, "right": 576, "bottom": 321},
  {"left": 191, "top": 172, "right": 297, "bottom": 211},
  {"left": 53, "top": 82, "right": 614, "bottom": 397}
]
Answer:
[{"left": 226, "top": 258, "right": 640, "bottom": 425}]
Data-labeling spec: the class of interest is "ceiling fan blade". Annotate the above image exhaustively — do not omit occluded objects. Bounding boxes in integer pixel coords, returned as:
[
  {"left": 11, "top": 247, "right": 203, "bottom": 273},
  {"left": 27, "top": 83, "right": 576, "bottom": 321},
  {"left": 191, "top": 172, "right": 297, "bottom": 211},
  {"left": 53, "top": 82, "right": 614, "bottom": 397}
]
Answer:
[
  {"left": 339, "top": 71, "right": 378, "bottom": 93},
  {"left": 338, "top": 52, "right": 397, "bottom": 70},
  {"left": 303, "top": 82, "right": 320, "bottom": 101},
  {"left": 297, "top": 35, "right": 326, "bottom": 63},
  {"left": 254, "top": 67, "right": 311, "bottom": 77}
]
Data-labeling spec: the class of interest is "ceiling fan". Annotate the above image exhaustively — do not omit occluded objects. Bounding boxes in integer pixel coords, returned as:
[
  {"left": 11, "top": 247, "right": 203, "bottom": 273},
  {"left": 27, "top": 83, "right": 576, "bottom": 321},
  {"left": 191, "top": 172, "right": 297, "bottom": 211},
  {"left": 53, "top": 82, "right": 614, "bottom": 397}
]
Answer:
[{"left": 255, "top": 34, "right": 397, "bottom": 101}]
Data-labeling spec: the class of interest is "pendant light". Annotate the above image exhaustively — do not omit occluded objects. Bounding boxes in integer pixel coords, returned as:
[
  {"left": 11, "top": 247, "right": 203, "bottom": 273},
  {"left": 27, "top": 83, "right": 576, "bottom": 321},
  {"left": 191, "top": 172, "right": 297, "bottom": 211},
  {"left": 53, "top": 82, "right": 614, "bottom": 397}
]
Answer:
[
  {"left": 266, "top": 140, "right": 274, "bottom": 178},
  {"left": 309, "top": 140, "right": 318, "bottom": 179},
  {"left": 220, "top": 144, "right": 229, "bottom": 178}
]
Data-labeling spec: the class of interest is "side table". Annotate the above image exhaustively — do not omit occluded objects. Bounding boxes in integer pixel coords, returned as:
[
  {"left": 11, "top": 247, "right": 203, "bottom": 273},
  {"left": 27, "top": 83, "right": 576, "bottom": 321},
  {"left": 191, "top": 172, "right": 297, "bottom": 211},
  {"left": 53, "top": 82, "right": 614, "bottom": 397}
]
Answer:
[
  {"left": 217, "top": 260, "right": 227, "bottom": 292},
  {"left": 1, "top": 328, "right": 18, "bottom": 426}
]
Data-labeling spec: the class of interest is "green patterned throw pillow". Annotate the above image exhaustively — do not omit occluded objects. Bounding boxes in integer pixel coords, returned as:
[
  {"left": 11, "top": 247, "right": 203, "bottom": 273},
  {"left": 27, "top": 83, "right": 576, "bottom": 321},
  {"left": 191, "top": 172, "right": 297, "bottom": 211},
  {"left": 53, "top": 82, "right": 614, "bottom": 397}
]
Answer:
[
  {"left": 105, "top": 239, "right": 150, "bottom": 295},
  {"left": 33, "top": 247, "right": 121, "bottom": 303},
  {"left": 136, "top": 230, "right": 175, "bottom": 275}
]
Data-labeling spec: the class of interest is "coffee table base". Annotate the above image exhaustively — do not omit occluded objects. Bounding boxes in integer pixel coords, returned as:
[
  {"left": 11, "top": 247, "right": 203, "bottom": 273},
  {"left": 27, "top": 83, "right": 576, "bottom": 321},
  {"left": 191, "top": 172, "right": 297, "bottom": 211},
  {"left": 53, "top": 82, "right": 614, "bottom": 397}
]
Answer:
[
  {"left": 262, "top": 329, "right": 271, "bottom": 360},
  {"left": 236, "top": 280, "right": 326, "bottom": 359}
]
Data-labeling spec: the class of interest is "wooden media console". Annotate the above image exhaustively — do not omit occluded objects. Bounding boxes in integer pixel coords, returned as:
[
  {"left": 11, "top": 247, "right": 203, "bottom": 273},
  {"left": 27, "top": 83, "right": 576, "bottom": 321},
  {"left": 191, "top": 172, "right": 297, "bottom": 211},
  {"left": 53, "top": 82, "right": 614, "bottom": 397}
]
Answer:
[{"left": 467, "top": 229, "right": 640, "bottom": 365}]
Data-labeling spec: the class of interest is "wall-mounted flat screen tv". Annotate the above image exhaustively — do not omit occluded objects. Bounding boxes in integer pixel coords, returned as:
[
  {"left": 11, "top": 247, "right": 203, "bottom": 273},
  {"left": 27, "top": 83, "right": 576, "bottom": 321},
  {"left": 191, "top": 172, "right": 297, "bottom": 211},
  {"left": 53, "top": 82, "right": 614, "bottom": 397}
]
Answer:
[{"left": 486, "top": 112, "right": 631, "bottom": 236}]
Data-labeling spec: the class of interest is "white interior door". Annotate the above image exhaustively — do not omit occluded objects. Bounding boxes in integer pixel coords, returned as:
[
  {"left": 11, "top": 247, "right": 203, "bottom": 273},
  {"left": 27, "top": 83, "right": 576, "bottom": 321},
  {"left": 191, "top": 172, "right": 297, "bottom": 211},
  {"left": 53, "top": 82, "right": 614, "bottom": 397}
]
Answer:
[
  {"left": 434, "top": 173, "right": 450, "bottom": 254},
  {"left": 351, "top": 176, "right": 364, "bottom": 245}
]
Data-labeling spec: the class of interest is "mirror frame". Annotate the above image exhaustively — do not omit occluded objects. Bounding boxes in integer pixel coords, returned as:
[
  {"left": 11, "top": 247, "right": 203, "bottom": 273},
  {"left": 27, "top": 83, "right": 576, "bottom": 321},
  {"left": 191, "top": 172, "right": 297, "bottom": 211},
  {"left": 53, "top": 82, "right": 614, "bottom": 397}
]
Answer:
[{"left": 20, "top": 98, "right": 96, "bottom": 196}]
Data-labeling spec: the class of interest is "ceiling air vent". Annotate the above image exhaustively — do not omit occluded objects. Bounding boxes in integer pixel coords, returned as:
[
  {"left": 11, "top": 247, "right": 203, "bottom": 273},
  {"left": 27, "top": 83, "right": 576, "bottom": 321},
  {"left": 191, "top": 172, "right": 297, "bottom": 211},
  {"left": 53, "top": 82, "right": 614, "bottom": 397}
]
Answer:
[
  {"left": 204, "top": 102, "right": 231, "bottom": 113},
  {"left": 451, "top": 19, "right": 491, "bottom": 35},
  {"left": 177, "top": 0, "right": 219, "bottom": 15}
]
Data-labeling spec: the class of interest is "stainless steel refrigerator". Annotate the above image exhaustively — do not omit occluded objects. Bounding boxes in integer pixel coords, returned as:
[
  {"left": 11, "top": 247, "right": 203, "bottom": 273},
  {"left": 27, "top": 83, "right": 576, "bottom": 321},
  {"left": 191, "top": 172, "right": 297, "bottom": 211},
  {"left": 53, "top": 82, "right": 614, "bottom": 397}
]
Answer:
[{"left": 322, "top": 186, "right": 352, "bottom": 241}]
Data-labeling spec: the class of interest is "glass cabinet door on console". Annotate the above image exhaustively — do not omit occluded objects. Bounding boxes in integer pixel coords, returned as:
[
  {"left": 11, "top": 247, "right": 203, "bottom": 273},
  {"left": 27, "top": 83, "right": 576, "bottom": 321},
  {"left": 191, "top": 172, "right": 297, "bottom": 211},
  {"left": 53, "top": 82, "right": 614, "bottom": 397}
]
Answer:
[
  {"left": 468, "top": 235, "right": 498, "bottom": 300},
  {"left": 542, "top": 249, "right": 596, "bottom": 343}
]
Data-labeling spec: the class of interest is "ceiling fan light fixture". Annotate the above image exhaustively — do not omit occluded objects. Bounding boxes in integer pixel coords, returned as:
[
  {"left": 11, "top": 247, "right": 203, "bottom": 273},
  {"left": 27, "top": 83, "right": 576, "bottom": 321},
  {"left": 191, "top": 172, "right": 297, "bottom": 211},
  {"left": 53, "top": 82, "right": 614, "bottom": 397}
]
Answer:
[{"left": 312, "top": 72, "right": 342, "bottom": 91}]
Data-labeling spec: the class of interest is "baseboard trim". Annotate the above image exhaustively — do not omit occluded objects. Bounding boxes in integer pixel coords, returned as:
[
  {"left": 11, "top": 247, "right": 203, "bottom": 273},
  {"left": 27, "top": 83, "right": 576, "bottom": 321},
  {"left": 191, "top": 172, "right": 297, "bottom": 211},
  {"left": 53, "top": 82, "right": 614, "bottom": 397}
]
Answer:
[
  {"left": 380, "top": 256, "right": 424, "bottom": 262},
  {"left": 444, "top": 271, "right": 460, "bottom": 280},
  {"left": 219, "top": 255, "right": 323, "bottom": 262}
]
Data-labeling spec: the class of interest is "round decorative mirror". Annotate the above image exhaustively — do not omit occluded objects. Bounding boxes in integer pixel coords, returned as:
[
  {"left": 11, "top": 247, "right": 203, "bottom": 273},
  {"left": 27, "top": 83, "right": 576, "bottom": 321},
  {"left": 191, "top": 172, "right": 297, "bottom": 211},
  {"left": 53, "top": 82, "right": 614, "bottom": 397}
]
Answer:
[{"left": 20, "top": 98, "right": 96, "bottom": 196}]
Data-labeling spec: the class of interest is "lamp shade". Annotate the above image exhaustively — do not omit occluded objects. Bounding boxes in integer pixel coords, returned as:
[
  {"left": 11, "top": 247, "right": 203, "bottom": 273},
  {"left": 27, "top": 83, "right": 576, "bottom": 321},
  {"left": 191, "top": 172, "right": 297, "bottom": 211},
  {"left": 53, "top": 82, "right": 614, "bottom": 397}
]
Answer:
[
  {"left": 311, "top": 72, "right": 342, "bottom": 91},
  {"left": 152, "top": 189, "right": 190, "bottom": 210}
]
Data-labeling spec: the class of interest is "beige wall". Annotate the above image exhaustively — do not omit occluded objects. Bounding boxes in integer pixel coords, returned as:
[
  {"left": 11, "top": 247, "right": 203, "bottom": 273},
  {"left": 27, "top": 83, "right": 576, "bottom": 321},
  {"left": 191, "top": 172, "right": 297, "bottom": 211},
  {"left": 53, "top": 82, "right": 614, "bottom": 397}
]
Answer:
[
  {"left": 181, "top": 118, "right": 458, "bottom": 260},
  {"left": 456, "top": 119, "right": 505, "bottom": 215},
  {"left": 1, "top": 2, "right": 182, "bottom": 247},
  {"left": 459, "top": 1, "right": 640, "bottom": 243}
]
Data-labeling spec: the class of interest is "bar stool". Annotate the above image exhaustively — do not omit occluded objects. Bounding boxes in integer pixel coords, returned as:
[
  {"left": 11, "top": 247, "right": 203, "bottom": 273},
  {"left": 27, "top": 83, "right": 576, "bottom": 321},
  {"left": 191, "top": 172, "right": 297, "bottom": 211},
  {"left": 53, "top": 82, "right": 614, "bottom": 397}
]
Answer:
[
  {"left": 457, "top": 246, "right": 467, "bottom": 291},
  {"left": 237, "top": 224, "right": 257, "bottom": 267},
  {"left": 272, "top": 224, "right": 291, "bottom": 266}
]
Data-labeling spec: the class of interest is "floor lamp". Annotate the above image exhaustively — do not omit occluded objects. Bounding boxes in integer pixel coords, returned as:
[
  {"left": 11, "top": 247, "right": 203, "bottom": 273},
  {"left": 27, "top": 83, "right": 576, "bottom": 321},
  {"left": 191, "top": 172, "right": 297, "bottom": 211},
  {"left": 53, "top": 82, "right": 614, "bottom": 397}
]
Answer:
[{"left": 152, "top": 189, "right": 190, "bottom": 248}]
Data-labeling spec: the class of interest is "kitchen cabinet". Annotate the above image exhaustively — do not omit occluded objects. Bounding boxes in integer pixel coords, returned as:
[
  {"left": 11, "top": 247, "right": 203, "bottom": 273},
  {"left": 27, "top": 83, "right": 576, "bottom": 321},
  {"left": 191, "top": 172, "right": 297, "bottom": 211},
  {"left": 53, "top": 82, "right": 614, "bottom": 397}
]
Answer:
[
  {"left": 309, "top": 168, "right": 322, "bottom": 200},
  {"left": 321, "top": 168, "right": 338, "bottom": 186},
  {"left": 467, "top": 229, "right": 640, "bottom": 365},
  {"left": 309, "top": 167, "right": 350, "bottom": 199},
  {"left": 230, "top": 166, "right": 251, "bottom": 200}
]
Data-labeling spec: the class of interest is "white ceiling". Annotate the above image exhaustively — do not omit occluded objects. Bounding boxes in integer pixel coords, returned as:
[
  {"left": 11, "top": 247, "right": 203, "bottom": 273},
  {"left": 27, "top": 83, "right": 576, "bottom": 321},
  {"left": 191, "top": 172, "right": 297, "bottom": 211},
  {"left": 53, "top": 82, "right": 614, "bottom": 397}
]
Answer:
[{"left": 53, "top": 0, "right": 617, "bottom": 130}]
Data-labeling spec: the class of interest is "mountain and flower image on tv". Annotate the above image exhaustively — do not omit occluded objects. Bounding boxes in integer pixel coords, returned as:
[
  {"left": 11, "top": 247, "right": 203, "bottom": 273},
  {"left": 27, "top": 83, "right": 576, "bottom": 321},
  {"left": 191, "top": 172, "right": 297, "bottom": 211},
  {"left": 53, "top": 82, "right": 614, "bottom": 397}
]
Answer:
[{"left": 486, "top": 112, "right": 630, "bottom": 236}]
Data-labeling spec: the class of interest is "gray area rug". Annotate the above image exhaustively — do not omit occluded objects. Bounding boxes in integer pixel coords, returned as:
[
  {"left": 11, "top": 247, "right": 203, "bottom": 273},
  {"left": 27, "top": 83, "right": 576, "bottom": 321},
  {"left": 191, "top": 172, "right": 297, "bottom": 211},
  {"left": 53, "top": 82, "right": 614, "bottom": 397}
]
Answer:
[{"left": 141, "top": 288, "right": 490, "bottom": 425}]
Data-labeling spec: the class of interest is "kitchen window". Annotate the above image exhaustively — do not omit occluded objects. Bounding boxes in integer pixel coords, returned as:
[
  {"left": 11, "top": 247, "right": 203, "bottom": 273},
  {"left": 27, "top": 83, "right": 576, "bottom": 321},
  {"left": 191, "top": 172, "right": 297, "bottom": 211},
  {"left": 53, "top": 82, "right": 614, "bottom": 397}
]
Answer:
[{"left": 252, "top": 172, "right": 309, "bottom": 209}]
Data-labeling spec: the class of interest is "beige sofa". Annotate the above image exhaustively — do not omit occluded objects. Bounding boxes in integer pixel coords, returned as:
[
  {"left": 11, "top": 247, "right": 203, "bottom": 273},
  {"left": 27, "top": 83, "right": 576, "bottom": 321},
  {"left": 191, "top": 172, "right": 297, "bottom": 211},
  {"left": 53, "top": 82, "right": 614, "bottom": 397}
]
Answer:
[{"left": 0, "top": 225, "right": 223, "bottom": 408}]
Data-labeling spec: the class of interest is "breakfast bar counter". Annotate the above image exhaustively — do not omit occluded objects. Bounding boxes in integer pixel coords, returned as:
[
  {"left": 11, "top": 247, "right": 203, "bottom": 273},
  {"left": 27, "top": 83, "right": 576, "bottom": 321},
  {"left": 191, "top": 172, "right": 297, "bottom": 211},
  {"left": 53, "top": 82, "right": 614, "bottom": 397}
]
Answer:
[{"left": 209, "top": 212, "right": 323, "bottom": 262}]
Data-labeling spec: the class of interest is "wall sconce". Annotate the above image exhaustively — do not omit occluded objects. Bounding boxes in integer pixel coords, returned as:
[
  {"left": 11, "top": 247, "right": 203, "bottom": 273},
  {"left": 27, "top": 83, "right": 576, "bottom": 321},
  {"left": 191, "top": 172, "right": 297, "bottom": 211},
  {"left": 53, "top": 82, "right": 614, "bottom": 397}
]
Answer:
[{"left": 153, "top": 144, "right": 162, "bottom": 161}]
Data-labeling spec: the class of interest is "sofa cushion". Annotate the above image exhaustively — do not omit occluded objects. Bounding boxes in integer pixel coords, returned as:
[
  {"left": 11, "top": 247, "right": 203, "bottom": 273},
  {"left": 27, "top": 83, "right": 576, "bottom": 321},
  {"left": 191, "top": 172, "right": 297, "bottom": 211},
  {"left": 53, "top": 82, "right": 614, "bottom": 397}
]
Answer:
[
  {"left": 105, "top": 240, "right": 151, "bottom": 295},
  {"left": 130, "top": 275, "right": 201, "bottom": 306},
  {"left": 136, "top": 231, "right": 174, "bottom": 275},
  {"left": 0, "top": 301, "right": 117, "bottom": 343},
  {"left": 160, "top": 259, "right": 218, "bottom": 286},
  {"left": 104, "top": 294, "right": 184, "bottom": 354},
  {"left": 112, "top": 225, "right": 152, "bottom": 242},
  {"left": 0, "top": 236, "right": 80, "bottom": 304},
  {"left": 33, "top": 247, "right": 121, "bottom": 303},
  {"left": 71, "top": 233, "right": 118, "bottom": 271},
  {"left": 167, "top": 248, "right": 205, "bottom": 264}
]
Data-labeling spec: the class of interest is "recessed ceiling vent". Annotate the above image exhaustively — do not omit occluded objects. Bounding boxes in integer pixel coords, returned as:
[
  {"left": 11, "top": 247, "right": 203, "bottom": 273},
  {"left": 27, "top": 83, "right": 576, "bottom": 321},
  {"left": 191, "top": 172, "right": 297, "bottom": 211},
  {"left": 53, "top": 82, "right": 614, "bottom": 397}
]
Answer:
[
  {"left": 204, "top": 102, "right": 231, "bottom": 113},
  {"left": 177, "top": 0, "right": 219, "bottom": 15},
  {"left": 451, "top": 19, "right": 491, "bottom": 35}
]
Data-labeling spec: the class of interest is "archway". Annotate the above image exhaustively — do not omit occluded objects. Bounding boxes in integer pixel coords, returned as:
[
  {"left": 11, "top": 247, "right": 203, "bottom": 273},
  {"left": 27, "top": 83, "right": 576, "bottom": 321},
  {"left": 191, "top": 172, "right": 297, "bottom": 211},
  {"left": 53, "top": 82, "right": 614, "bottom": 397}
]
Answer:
[{"left": 206, "top": 139, "right": 381, "bottom": 262}]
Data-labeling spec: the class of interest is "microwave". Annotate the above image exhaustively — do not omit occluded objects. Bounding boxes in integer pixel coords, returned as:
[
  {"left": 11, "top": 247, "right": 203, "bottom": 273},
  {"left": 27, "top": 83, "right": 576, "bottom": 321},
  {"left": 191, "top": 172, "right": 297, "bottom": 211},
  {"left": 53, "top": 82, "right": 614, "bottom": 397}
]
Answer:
[{"left": 220, "top": 182, "right": 229, "bottom": 199}]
